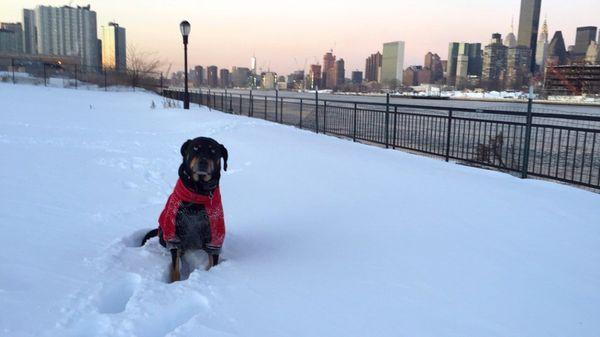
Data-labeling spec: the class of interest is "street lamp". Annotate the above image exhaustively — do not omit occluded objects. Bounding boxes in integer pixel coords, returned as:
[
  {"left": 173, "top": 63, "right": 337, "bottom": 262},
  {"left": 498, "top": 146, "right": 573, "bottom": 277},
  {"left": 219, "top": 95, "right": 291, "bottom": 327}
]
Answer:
[{"left": 180, "top": 20, "right": 191, "bottom": 109}]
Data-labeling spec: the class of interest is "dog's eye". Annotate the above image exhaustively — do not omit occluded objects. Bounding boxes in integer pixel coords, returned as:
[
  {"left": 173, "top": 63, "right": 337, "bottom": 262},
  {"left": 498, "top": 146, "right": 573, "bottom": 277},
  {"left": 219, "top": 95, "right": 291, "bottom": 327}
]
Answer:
[{"left": 193, "top": 146, "right": 198, "bottom": 151}]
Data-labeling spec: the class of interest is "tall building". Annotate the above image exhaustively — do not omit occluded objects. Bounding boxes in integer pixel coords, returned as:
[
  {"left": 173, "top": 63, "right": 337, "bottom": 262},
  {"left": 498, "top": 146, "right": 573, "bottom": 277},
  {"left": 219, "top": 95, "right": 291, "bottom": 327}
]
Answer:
[
  {"left": 250, "top": 54, "right": 257, "bottom": 74},
  {"left": 572, "top": 26, "right": 598, "bottom": 61},
  {"left": 365, "top": 51, "right": 382, "bottom": 82},
  {"left": 505, "top": 20, "right": 517, "bottom": 48},
  {"left": 351, "top": 71, "right": 363, "bottom": 85},
  {"left": 516, "top": 0, "right": 541, "bottom": 73},
  {"left": 231, "top": 66, "right": 251, "bottom": 87},
  {"left": 424, "top": 52, "right": 443, "bottom": 83},
  {"left": 535, "top": 18, "right": 549, "bottom": 70},
  {"left": 335, "top": 58, "right": 345, "bottom": 87},
  {"left": 585, "top": 41, "right": 600, "bottom": 64},
  {"left": 193, "top": 66, "right": 205, "bottom": 87},
  {"left": 23, "top": 5, "right": 99, "bottom": 67},
  {"left": 506, "top": 46, "right": 531, "bottom": 89},
  {"left": 0, "top": 23, "right": 23, "bottom": 53},
  {"left": 455, "top": 55, "right": 469, "bottom": 88},
  {"left": 219, "top": 69, "right": 230, "bottom": 88},
  {"left": 262, "top": 72, "right": 276, "bottom": 90},
  {"left": 482, "top": 33, "right": 508, "bottom": 90},
  {"left": 403, "top": 66, "right": 421, "bottom": 86},
  {"left": 308, "top": 64, "right": 322, "bottom": 90},
  {"left": 22, "top": 9, "right": 36, "bottom": 54},
  {"left": 207, "top": 66, "right": 218, "bottom": 87},
  {"left": 447, "top": 42, "right": 482, "bottom": 86},
  {"left": 322, "top": 51, "right": 336, "bottom": 89},
  {"left": 101, "top": 22, "right": 126, "bottom": 71},
  {"left": 546, "top": 31, "right": 568, "bottom": 66},
  {"left": 381, "top": 41, "right": 405, "bottom": 88}
]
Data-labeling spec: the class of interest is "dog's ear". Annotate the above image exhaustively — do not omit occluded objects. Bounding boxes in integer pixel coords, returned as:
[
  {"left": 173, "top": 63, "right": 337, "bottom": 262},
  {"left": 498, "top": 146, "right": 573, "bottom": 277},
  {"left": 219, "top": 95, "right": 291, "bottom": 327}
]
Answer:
[
  {"left": 180, "top": 139, "right": 192, "bottom": 157},
  {"left": 220, "top": 144, "right": 228, "bottom": 171}
]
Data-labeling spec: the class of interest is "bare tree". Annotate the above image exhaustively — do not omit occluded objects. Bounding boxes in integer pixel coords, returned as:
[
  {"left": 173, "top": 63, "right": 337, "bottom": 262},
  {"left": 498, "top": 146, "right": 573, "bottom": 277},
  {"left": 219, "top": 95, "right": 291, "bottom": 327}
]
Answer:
[{"left": 126, "top": 45, "right": 163, "bottom": 91}]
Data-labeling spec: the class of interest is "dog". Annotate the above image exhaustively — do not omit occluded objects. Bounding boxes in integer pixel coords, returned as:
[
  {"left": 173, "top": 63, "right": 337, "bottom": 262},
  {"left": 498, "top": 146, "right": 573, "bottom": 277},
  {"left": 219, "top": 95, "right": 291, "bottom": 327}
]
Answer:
[{"left": 141, "top": 137, "right": 228, "bottom": 282}]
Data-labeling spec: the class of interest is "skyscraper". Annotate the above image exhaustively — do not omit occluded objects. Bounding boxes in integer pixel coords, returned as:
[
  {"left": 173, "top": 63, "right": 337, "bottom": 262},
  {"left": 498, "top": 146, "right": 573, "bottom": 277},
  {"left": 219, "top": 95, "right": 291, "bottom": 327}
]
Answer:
[
  {"left": 351, "top": 71, "right": 363, "bottom": 85},
  {"left": 22, "top": 9, "right": 36, "bottom": 54},
  {"left": 335, "top": 59, "right": 345, "bottom": 87},
  {"left": 207, "top": 66, "right": 218, "bottom": 87},
  {"left": 193, "top": 66, "right": 205, "bottom": 87},
  {"left": 516, "top": 0, "right": 542, "bottom": 72},
  {"left": 455, "top": 55, "right": 469, "bottom": 89},
  {"left": 381, "top": 41, "right": 405, "bottom": 88},
  {"left": 424, "top": 52, "right": 444, "bottom": 83},
  {"left": 0, "top": 23, "right": 23, "bottom": 53},
  {"left": 250, "top": 55, "right": 257, "bottom": 74},
  {"left": 219, "top": 69, "right": 230, "bottom": 88},
  {"left": 535, "top": 18, "right": 549, "bottom": 70},
  {"left": 447, "top": 42, "right": 482, "bottom": 86},
  {"left": 365, "top": 52, "right": 382, "bottom": 82},
  {"left": 101, "top": 22, "right": 126, "bottom": 71},
  {"left": 572, "top": 26, "right": 598, "bottom": 60},
  {"left": 547, "top": 31, "right": 568, "bottom": 66},
  {"left": 482, "top": 33, "right": 508, "bottom": 90},
  {"left": 322, "top": 51, "right": 336, "bottom": 89},
  {"left": 506, "top": 46, "right": 531, "bottom": 89},
  {"left": 308, "top": 64, "right": 322, "bottom": 90},
  {"left": 24, "top": 5, "right": 99, "bottom": 67}
]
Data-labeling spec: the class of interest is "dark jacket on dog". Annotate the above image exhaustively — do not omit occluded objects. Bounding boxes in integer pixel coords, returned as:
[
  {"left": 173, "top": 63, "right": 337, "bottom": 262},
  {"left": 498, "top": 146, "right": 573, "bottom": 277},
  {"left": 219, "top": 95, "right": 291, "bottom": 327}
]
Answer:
[{"left": 158, "top": 178, "right": 225, "bottom": 255}]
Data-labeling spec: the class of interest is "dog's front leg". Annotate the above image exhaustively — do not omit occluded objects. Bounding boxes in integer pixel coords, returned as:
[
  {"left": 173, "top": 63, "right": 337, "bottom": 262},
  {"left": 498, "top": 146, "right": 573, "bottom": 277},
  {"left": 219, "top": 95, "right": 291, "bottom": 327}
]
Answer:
[
  {"left": 170, "top": 249, "right": 182, "bottom": 283},
  {"left": 206, "top": 254, "right": 219, "bottom": 271}
]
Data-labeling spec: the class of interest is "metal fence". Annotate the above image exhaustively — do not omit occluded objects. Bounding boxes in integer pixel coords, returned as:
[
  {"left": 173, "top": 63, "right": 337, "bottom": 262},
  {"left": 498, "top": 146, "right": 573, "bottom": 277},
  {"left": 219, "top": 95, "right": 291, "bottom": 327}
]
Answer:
[
  {"left": 0, "top": 56, "right": 164, "bottom": 92},
  {"left": 163, "top": 89, "right": 598, "bottom": 191}
]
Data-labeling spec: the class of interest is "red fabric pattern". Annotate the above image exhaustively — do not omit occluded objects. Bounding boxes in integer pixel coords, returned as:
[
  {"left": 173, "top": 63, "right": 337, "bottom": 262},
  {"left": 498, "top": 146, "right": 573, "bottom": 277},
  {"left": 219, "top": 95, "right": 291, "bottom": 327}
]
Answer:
[{"left": 158, "top": 179, "right": 225, "bottom": 249}]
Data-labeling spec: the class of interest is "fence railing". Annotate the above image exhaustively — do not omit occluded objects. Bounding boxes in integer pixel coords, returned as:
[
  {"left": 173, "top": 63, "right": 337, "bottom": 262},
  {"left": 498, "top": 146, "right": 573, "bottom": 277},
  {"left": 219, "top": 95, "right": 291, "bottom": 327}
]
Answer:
[
  {"left": 177, "top": 89, "right": 598, "bottom": 190},
  {"left": 0, "top": 56, "right": 164, "bottom": 92}
]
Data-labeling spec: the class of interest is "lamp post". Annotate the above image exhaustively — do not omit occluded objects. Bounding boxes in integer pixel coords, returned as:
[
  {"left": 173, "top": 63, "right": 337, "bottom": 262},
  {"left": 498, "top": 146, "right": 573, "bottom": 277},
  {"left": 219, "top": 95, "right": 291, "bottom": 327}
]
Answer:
[{"left": 180, "top": 20, "right": 191, "bottom": 109}]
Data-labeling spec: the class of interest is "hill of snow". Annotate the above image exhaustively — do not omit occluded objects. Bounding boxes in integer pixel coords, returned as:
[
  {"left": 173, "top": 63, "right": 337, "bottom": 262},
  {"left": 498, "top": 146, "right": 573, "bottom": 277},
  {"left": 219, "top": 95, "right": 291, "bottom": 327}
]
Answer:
[{"left": 0, "top": 83, "right": 598, "bottom": 337}]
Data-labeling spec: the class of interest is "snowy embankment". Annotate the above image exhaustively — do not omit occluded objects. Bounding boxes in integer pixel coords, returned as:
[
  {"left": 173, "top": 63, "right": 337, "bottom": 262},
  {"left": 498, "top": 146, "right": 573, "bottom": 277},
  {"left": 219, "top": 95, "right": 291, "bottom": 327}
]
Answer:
[{"left": 0, "top": 83, "right": 598, "bottom": 337}]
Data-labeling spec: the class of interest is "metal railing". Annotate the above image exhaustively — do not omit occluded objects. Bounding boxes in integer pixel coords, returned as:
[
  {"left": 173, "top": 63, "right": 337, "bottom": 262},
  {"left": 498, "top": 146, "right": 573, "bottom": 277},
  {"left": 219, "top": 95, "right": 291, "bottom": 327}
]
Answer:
[
  {"left": 164, "top": 88, "right": 600, "bottom": 191},
  {"left": 0, "top": 56, "right": 164, "bottom": 92}
]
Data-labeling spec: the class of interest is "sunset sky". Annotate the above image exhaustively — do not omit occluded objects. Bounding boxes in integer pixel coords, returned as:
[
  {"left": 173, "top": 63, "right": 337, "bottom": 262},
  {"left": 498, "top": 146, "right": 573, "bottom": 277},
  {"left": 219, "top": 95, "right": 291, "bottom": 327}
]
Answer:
[{"left": 2, "top": 0, "right": 599, "bottom": 75}]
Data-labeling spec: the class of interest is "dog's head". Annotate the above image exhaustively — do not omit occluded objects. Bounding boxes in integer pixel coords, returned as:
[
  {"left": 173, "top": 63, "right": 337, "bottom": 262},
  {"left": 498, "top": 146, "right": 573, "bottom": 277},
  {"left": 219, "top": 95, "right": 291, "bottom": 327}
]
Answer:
[{"left": 179, "top": 137, "right": 228, "bottom": 191}]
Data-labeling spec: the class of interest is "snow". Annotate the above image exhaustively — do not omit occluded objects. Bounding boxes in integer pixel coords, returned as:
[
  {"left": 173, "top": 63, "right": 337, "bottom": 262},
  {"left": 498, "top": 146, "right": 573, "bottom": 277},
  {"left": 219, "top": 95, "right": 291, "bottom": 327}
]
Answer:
[{"left": 0, "top": 83, "right": 599, "bottom": 337}]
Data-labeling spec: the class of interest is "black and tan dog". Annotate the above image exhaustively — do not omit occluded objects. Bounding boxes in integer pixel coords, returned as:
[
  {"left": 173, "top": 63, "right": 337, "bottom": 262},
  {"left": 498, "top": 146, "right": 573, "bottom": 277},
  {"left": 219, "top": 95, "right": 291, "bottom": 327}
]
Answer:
[{"left": 142, "top": 137, "right": 228, "bottom": 282}]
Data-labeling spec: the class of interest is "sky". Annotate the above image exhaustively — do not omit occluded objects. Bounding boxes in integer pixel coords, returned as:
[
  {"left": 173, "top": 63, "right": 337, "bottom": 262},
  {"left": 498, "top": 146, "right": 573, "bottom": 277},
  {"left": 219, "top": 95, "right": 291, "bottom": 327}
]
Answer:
[{"left": 1, "top": 0, "right": 599, "bottom": 75}]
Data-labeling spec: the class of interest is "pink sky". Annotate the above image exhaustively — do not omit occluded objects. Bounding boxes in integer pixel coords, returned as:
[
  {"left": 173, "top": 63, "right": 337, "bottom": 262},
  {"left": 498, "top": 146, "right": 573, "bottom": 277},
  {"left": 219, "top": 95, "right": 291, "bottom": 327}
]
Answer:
[{"left": 2, "top": 0, "right": 599, "bottom": 75}]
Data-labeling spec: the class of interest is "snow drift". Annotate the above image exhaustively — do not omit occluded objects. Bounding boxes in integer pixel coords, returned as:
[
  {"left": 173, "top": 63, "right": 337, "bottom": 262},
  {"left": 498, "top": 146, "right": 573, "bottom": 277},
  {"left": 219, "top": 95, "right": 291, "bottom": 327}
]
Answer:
[{"left": 0, "top": 83, "right": 598, "bottom": 337}]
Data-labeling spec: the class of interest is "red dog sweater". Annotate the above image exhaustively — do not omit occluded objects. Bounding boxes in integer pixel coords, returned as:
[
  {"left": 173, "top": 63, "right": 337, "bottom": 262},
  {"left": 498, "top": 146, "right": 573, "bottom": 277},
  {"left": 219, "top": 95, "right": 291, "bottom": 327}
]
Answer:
[{"left": 158, "top": 179, "right": 225, "bottom": 254}]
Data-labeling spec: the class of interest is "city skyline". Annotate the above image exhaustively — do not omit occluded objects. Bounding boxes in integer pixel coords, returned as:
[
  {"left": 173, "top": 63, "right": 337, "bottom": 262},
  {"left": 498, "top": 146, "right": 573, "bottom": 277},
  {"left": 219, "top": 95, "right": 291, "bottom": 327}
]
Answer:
[{"left": 1, "top": 0, "right": 599, "bottom": 74}]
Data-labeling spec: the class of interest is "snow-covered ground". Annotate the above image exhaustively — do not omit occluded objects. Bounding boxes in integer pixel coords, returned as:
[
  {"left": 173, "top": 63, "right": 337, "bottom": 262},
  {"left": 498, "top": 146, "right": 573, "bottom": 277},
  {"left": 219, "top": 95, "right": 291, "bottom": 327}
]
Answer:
[{"left": 0, "top": 83, "right": 599, "bottom": 337}]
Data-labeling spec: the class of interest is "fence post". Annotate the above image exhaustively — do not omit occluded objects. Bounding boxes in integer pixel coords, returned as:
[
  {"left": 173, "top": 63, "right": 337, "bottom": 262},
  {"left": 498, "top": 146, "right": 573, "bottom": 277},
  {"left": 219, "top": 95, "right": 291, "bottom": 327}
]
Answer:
[
  {"left": 264, "top": 96, "right": 267, "bottom": 119},
  {"left": 250, "top": 90, "right": 254, "bottom": 117},
  {"left": 43, "top": 63, "right": 47, "bottom": 86},
  {"left": 385, "top": 93, "right": 390, "bottom": 149},
  {"left": 11, "top": 58, "right": 15, "bottom": 84},
  {"left": 445, "top": 109, "right": 453, "bottom": 162},
  {"left": 280, "top": 97, "right": 283, "bottom": 123},
  {"left": 299, "top": 98, "right": 303, "bottom": 129},
  {"left": 229, "top": 93, "right": 233, "bottom": 113},
  {"left": 74, "top": 65, "right": 78, "bottom": 89},
  {"left": 392, "top": 106, "right": 398, "bottom": 149},
  {"left": 221, "top": 92, "right": 224, "bottom": 111},
  {"left": 104, "top": 69, "right": 107, "bottom": 91},
  {"left": 521, "top": 87, "right": 534, "bottom": 179},
  {"left": 160, "top": 73, "right": 164, "bottom": 93},
  {"left": 275, "top": 89, "right": 279, "bottom": 122},
  {"left": 315, "top": 89, "right": 319, "bottom": 134},
  {"left": 239, "top": 94, "right": 242, "bottom": 114},
  {"left": 353, "top": 102, "right": 357, "bottom": 142},
  {"left": 323, "top": 101, "right": 327, "bottom": 135}
]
